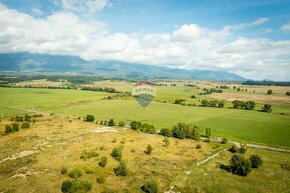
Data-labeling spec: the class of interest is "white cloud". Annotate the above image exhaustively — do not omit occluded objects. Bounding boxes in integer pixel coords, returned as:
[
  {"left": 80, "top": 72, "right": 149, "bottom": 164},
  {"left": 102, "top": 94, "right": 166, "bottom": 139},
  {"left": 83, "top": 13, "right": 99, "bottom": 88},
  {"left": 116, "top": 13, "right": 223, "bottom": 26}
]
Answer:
[
  {"left": 56, "top": 0, "right": 110, "bottom": 13},
  {"left": 281, "top": 21, "right": 290, "bottom": 32},
  {"left": 224, "top": 17, "right": 269, "bottom": 30},
  {"left": 0, "top": 4, "right": 289, "bottom": 80}
]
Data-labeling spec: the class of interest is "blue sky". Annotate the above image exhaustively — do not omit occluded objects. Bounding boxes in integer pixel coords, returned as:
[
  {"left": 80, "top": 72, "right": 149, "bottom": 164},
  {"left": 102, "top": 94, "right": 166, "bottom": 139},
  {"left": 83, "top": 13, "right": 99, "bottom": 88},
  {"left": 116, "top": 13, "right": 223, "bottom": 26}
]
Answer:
[{"left": 0, "top": 0, "right": 290, "bottom": 80}]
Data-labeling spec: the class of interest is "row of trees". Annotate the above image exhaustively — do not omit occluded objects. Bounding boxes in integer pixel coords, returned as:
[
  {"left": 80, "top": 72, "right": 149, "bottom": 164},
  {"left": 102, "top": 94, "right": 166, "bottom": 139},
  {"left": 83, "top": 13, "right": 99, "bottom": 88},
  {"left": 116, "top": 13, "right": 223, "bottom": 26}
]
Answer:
[
  {"left": 130, "top": 121, "right": 156, "bottom": 134},
  {"left": 5, "top": 122, "right": 30, "bottom": 134},
  {"left": 80, "top": 87, "right": 118, "bottom": 93},
  {"left": 85, "top": 115, "right": 125, "bottom": 127},
  {"left": 232, "top": 100, "right": 256, "bottom": 110},
  {"left": 201, "top": 99, "right": 225, "bottom": 108}
]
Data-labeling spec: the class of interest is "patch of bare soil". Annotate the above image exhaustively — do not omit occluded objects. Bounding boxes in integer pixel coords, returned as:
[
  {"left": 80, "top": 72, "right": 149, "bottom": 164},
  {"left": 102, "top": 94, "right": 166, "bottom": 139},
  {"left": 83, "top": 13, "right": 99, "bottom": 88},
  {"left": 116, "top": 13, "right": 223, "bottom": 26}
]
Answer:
[{"left": 91, "top": 127, "right": 116, "bottom": 133}]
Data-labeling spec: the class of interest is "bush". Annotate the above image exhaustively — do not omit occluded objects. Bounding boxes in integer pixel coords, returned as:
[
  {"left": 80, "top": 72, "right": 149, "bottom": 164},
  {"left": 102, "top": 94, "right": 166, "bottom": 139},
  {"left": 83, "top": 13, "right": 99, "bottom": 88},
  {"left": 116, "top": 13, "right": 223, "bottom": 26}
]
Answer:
[
  {"left": 108, "top": 119, "right": 115, "bottom": 126},
  {"left": 144, "top": 144, "right": 153, "bottom": 155},
  {"left": 61, "top": 180, "right": 92, "bottom": 193},
  {"left": 201, "top": 99, "right": 209, "bottom": 107},
  {"left": 21, "top": 122, "right": 30, "bottom": 129},
  {"left": 230, "top": 155, "right": 252, "bottom": 176},
  {"left": 196, "top": 144, "right": 201, "bottom": 149},
  {"left": 159, "top": 128, "right": 172, "bottom": 137},
  {"left": 267, "top": 89, "right": 273, "bottom": 94},
  {"left": 172, "top": 122, "right": 187, "bottom": 139},
  {"left": 286, "top": 91, "right": 290, "bottom": 96},
  {"left": 111, "top": 146, "right": 123, "bottom": 161},
  {"left": 250, "top": 154, "right": 263, "bottom": 168},
  {"left": 80, "top": 150, "right": 99, "bottom": 160},
  {"left": 98, "top": 156, "right": 107, "bottom": 167},
  {"left": 229, "top": 144, "right": 238, "bottom": 153},
  {"left": 141, "top": 123, "right": 156, "bottom": 134},
  {"left": 261, "top": 104, "right": 272, "bottom": 112},
  {"left": 86, "top": 115, "right": 95, "bottom": 122},
  {"left": 221, "top": 138, "right": 228, "bottom": 144},
  {"left": 130, "top": 121, "right": 142, "bottom": 130},
  {"left": 118, "top": 121, "right": 125, "bottom": 127},
  {"left": 68, "top": 168, "right": 82, "bottom": 178},
  {"left": 97, "top": 175, "right": 106, "bottom": 184},
  {"left": 163, "top": 138, "right": 170, "bottom": 147},
  {"left": 4, "top": 125, "right": 12, "bottom": 133},
  {"left": 60, "top": 166, "right": 68, "bottom": 174},
  {"left": 141, "top": 179, "right": 159, "bottom": 193},
  {"left": 239, "top": 146, "right": 247, "bottom": 154},
  {"left": 114, "top": 161, "right": 128, "bottom": 176},
  {"left": 11, "top": 123, "right": 19, "bottom": 132}
]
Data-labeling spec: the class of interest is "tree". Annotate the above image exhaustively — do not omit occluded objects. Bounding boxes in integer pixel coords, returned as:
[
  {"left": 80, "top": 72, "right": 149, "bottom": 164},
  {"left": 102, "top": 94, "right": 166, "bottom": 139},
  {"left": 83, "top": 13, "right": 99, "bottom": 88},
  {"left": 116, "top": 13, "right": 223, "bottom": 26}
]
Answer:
[
  {"left": 118, "top": 121, "right": 125, "bottom": 127},
  {"left": 141, "top": 179, "right": 159, "bottom": 193},
  {"left": 86, "top": 115, "right": 95, "bottom": 122},
  {"left": 233, "top": 86, "right": 236, "bottom": 89},
  {"left": 193, "top": 127, "right": 200, "bottom": 140},
  {"left": 172, "top": 123, "right": 187, "bottom": 139},
  {"left": 98, "top": 156, "right": 108, "bottom": 167},
  {"left": 286, "top": 91, "right": 290, "bottom": 96},
  {"left": 232, "top": 100, "right": 242, "bottom": 109},
  {"left": 261, "top": 104, "right": 272, "bottom": 112},
  {"left": 229, "top": 155, "right": 252, "bottom": 176},
  {"left": 159, "top": 128, "right": 173, "bottom": 137},
  {"left": 244, "top": 101, "right": 256, "bottom": 110},
  {"left": 250, "top": 154, "right": 263, "bottom": 168},
  {"left": 111, "top": 146, "right": 123, "bottom": 161},
  {"left": 144, "top": 144, "right": 153, "bottom": 155},
  {"left": 5, "top": 125, "right": 12, "bottom": 133},
  {"left": 114, "top": 161, "right": 128, "bottom": 176},
  {"left": 201, "top": 99, "right": 209, "bottom": 107},
  {"left": 108, "top": 119, "right": 115, "bottom": 126},
  {"left": 141, "top": 123, "right": 156, "bottom": 134},
  {"left": 267, "top": 89, "right": 273, "bottom": 95},
  {"left": 205, "top": 128, "right": 211, "bottom": 138},
  {"left": 130, "top": 121, "right": 142, "bottom": 130},
  {"left": 237, "top": 87, "right": 241, "bottom": 92},
  {"left": 209, "top": 100, "right": 218, "bottom": 107},
  {"left": 218, "top": 100, "right": 225, "bottom": 108}
]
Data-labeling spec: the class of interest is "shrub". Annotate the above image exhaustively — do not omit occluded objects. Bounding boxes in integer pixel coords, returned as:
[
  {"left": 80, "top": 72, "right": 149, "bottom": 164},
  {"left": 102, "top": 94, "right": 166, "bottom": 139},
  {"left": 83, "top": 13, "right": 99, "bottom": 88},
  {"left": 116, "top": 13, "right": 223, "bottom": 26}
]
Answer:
[
  {"left": 261, "top": 104, "right": 272, "bottom": 112},
  {"left": 11, "top": 123, "right": 19, "bottom": 132},
  {"left": 192, "top": 127, "right": 200, "bottom": 140},
  {"left": 250, "top": 154, "right": 263, "bottom": 168},
  {"left": 141, "top": 123, "right": 156, "bottom": 134},
  {"left": 191, "top": 95, "right": 196, "bottom": 98},
  {"left": 97, "top": 175, "right": 106, "bottom": 184},
  {"left": 68, "top": 168, "right": 82, "bottom": 178},
  {"left": 61, "top": 180, "right": 92, "bottom": 193},
  {"left": 267, "top": 89, "right": 273, "bottom": 94},
  {"left": 4, "top": 125, "right": 12, "bottom": 133},
  {"left": 108, "top": 119, "right": 115, "bottom": 126},
  {"left": 239, "top": 146, "right": 247, "bottom": 154},
  {"left": 196, "top": 144, "right": 201, "bottom": 149},
  {"left": 221, "top": 138, "right": 228, "bottom": 144},
  {"left": 114, "top": 161, "right": 128, "bottom": 176},
  {"left": 159, "top": 128, "right": 172, "bottom": 137},
  {"left": 141, "top": 179, "right": 159, "bottom": 193},
  {"left": 111, "top": 146, "right": 123, "bottom": 161},
  {"left": 21, "top": 122, "right": 30, "bottom": 129},
  {"left": 244, "top": 101, "right": 256, "bottom": 110},
  {"left": 120, "top": 138, "right": 126, "bottom": 144},
  {"left": 112, "top": 137, "right": 117, "bottom": 143},
  {"left": 60, "top": 166, "right": 68, "bottom": 174},
  {"left": 85, "top": 169, "right": 93, "bottom": 174},
  {"left": 286, "top": 91, "right": 290, "bottom": 96},
  {"left": 229, "top": 144, "right": 238, "bottom": 153},
  {"left": 130, "top": 121, "right": 142, "bottom": 130},
  {"left": 218, "top": 100, "right": 225, "bottom": 108},
  {"left": 98, "top": 156, "right": 107, "bottom": 167},
  {"left": 80, "top": 150, "right": 99, "bottom": 160},
  {"left": 86, "top": 115, "right": 95, "bottom": 122},
  {"left": 144, "top": 144, "right": 153, "bottom": 155},
  {"left": 163, "top": 138, "right": 170, "bottom": 147},
  {"left": 229, "top": 155, "right": 252, "bottom": 176},
  {"left": 118, "top": 121, "right": 125, "bottom": 127}
]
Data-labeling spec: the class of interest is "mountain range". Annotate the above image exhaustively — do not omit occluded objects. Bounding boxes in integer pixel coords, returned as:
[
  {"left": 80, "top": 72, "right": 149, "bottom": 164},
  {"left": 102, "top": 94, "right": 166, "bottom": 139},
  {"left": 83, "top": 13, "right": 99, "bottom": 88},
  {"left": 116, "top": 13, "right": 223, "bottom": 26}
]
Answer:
[{"left": 0, "top": 53, "right": 246, "bottom": 81}]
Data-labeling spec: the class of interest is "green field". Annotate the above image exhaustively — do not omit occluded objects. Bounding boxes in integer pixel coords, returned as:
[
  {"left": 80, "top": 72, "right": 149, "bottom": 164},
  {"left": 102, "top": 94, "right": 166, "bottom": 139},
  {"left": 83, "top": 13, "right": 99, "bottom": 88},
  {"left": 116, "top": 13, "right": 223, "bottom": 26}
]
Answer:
[{"left": 1, "top": 87, "right": 290, "bottom": 148}]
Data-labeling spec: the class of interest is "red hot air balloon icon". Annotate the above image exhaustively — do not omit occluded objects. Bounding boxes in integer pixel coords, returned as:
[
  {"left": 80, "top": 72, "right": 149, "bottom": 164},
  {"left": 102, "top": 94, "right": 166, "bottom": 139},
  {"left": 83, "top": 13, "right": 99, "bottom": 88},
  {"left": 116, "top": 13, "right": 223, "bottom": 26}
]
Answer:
[{"left": 132, "top": 81, "right": 156, "bottom": 108}]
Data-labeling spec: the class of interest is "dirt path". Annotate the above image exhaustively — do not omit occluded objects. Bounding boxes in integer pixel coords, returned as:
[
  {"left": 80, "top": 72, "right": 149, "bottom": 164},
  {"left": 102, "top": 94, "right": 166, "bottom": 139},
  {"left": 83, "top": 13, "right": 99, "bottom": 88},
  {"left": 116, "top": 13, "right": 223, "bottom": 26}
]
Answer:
[
  {"left": 0, "top": 150, "right": 36, "bottom": 164},
  {"left": 196, "top": 149, "right": 227, "bottom": 166}
]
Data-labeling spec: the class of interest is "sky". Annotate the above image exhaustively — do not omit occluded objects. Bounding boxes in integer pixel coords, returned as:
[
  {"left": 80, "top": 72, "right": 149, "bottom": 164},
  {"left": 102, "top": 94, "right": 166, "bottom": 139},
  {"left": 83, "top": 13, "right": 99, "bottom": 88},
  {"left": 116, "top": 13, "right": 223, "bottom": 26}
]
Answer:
[{"left": 0, "top": 0, "right": 290, "bottom": 80}]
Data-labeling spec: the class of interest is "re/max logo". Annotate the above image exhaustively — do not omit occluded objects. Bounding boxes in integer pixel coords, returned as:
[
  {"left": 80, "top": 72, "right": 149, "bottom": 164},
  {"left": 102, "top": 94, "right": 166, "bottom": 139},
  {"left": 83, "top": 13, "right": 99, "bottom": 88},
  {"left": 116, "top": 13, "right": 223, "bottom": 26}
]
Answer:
[{"left": 134, "top": 87, "right": 154, "bottom": 93}]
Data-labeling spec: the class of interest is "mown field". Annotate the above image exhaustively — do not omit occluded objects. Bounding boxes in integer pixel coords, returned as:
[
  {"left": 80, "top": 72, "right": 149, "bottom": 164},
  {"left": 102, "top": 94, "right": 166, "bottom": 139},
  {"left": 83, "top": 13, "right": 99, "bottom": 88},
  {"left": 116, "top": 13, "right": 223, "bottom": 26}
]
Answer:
[
  {"left": 0, "top": 115, "right": 289, "bottom": 193},
  {"left": 1, "top": 83, "right": 289, "bottom": 148}
]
